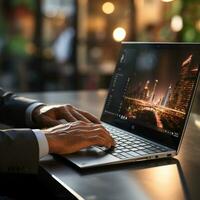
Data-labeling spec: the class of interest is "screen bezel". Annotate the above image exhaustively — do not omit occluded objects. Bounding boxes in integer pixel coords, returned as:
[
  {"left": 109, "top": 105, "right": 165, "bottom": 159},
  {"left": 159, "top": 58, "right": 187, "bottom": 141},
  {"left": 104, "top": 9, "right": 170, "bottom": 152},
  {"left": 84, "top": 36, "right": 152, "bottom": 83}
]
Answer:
[{"left": 101, "top": 42, "right": 200, "bottom": 150}]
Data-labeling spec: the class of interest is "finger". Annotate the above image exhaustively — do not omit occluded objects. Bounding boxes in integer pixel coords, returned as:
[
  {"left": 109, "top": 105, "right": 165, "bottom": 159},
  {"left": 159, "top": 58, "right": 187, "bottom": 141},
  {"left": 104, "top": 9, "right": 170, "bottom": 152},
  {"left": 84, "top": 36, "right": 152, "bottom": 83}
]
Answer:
[
  {"left": 60, "top": 126, "right": 115, "bottom": 147},
  {"left": 56, "top": 135, "right": 111, "bottom": 154},
  {"left": 93, "top": 128, "right": 116, "bottom": 147},
  {"left": 49, "top": 122, "right": 114, "bottom": 145},
  {"left": 61, "top": 123, "right": 110, "bottom": 135},
  {"left": 75, "top": 108, "right": 101, "bottom": 124},
  {"left": 88, "top": 136, "right": 112, "bottom": 149},
  {"left": 46, "top": 123, "right": 72, "bottom": 133},
  {"left": 65, "top": 123, "right": 106, "bottom": 132},
  {"left": 61, "top": 108, "right": 77, "bottom": 122},
  {"left": 75, "top": 128, "right": 115, "bottom": 147},
  {"left": 54, "top": 106, "right": 76, "bottom": 122},
  {"left": 97, "top": 130, "right": 115, "bottom": 147},
  {"left": 47, "top": 121, "right": 90, "bottom": 134},
  {"left": 75, "top": 135, "right": 111, "bottom": 149},
  {"left": 69, "top": 108, "right": 91, "bottom": 123}
]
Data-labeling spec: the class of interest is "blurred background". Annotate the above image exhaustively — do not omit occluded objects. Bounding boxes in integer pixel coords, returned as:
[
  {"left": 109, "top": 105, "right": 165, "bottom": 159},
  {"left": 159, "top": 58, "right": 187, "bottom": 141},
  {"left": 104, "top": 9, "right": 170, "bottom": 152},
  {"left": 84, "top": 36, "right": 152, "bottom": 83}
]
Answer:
[{"left": 0, "top": 0, "right": 199, "bottom": 92}]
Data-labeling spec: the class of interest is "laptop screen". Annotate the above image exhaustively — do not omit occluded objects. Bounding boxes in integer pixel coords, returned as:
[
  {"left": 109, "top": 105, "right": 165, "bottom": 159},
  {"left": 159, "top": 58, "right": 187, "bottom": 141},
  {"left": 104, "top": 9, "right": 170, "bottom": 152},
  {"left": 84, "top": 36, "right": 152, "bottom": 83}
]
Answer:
[{"left": 101, "top": 43, "right": 200, "bottom": 150}]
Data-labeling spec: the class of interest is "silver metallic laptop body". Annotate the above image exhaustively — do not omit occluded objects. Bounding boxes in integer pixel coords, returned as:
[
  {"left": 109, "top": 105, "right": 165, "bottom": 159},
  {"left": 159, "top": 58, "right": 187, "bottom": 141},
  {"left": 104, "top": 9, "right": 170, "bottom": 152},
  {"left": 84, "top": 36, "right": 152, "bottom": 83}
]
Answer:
[{"left": 63, "top": 42, "right": 200, "bottom": 168}]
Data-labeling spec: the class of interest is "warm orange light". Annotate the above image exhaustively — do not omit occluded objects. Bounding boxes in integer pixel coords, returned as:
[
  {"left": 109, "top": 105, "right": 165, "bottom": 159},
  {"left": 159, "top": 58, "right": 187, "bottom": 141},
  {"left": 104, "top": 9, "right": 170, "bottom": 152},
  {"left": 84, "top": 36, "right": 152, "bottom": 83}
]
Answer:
[
  {"left": 102, "top": 2, "right": 115, "bottom": 15},
  {"left": 161, "top": 0, "right": 174, "bottom": 2},
  {"left": 171, "top": 15, "right": 183, "bottom": 32},
  {"left": 196, "top": 20, "right": 200, "bottom": 32},
  {"left": 113, "top": 27, "right": 126, "bottom": 42}
]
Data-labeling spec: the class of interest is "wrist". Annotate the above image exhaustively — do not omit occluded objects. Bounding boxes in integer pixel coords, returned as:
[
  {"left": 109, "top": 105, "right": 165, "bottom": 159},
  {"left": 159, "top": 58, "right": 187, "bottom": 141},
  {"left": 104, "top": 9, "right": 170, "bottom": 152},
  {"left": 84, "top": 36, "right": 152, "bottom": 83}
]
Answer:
[
  {"left": 45, "top": 133, "right": 55, "bottom": 154},
  {"left": 33, "top": 129, "right": 49, "bottom": 157},
  {"left": 32, "top": 105, "right": 45, "bottom": 123}
]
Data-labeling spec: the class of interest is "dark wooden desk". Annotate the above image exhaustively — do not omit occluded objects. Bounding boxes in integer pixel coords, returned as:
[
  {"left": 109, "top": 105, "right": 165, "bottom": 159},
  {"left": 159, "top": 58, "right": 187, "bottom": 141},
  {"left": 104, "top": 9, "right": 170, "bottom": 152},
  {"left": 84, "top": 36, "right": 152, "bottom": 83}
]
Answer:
[{"left": 23, "top": 90, "right": 200, "bottom": 200}]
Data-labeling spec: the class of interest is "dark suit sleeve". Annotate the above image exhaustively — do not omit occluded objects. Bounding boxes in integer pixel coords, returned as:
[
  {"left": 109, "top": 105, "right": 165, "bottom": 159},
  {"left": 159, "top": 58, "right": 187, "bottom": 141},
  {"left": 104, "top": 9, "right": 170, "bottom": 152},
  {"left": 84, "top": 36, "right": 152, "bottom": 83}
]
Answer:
[
  {"left": 0, "top": 88, "right": 38, "bottom": 127},
  {"left": 0, "top": 129, "right": 39, "bottom": 174},
  {"left": 0, "top": 88, "right": 41, "bottom": 174}
]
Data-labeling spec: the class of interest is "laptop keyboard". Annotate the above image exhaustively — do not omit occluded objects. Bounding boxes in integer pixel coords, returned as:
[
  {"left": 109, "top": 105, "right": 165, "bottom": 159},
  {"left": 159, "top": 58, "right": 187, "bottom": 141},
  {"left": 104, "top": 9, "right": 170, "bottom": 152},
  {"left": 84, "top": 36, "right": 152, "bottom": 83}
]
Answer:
[{"left": 101, "top": 124, "right": 169, "bottom": 160}]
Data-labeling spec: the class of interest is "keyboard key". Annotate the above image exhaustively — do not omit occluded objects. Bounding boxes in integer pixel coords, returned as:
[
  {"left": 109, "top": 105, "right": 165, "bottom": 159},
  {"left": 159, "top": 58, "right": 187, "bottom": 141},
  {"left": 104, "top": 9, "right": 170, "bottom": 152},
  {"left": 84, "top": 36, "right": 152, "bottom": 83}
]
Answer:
[
  {"left": 126, "top": 145, "right": 132, "bottom": 148},
  {"left": 137, "top": 146, "right": 145, "bottom": 150},
  {"left": 146, "top": 150, "right": 156, "bottom": 154},
  {"left": 136, "top": 150, "right": 147, "bottom": 155},
  {"left": 130, "top": 148, "right": 138, "bottom": 151},
  {"left": 134, "top": 141, "right": 141, "bottom": 144},
  {"left": 115, "top": 150, "right": 122, "bottom": 153},
  {"left": 139, "top": 143, "right": 147, "bottom": 146},
  {"left": 122, "top": 149, "right": 130, "bottom": 152},
  {"left": 143, "top": 149, "right": 152, "bottom": 153},
  {"left": 127, "top": 151, "right": 140, "bottom": 157},
  {"left": 125, "top": 155, "right": 134, "bottom": 158},
  {"left": 145, "top": 145, "right": 153, "bottom": 148},
  {"left": 149, "top": 147, "right": 157, "bottom": 151},
  {"left": 154, "top": 149, "right": 162, "bottom": 153},
  {"left": 120, "top": 143, "right": 128, "bottom": 147},
  {"left": 120, "top": 153, "right": 130, "bottom": 157},
  {"left": 111, "top": 153, "right": 119, "bottom": 156},
  {"left": 117, "top": 155, "right": 127, "bottom": 159},
  {"left": 125, "top": 141, "right": 132, "bottom": 144}
]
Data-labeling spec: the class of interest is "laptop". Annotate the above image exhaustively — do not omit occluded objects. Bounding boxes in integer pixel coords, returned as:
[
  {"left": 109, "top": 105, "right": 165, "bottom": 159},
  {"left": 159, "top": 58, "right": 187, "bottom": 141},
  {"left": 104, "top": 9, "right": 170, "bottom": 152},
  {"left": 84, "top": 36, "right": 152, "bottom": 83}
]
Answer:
[{"left": 63, "top": 42, "right": 200, "bottom": 168}]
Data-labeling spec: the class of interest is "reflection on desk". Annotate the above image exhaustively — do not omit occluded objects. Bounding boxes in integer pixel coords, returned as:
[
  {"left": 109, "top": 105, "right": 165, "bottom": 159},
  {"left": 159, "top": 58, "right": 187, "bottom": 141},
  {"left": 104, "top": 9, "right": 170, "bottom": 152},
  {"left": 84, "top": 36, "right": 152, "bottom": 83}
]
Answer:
[{"left": 40, "top": 156, "right": 190, "bottom": 200}]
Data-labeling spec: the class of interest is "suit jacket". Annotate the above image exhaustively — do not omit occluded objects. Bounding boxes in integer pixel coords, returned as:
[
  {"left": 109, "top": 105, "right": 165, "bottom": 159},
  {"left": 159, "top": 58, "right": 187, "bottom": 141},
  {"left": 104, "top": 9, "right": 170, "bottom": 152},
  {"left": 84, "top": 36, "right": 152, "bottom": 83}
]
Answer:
[{"left": 0, "top": 88, "right": 39, "bottom": 174}]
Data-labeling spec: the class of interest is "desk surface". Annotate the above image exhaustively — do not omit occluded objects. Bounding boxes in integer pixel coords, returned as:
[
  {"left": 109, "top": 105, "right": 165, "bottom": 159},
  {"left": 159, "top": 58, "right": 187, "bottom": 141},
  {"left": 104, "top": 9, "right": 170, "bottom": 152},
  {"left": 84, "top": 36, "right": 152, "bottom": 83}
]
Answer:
[{"left": 23, "top": 90, "right": 200, "bottom": 200}]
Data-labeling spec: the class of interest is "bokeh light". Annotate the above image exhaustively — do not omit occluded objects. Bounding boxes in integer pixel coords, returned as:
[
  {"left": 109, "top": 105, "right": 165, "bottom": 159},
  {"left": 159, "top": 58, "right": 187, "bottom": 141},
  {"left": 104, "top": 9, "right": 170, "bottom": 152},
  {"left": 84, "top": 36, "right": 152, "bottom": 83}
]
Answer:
[
  {"left": 171, "top": 15, "right": 183, "bottom": 32},
  {"left": 196, "top": 20, "right": 200, "bottom": 32},
  {"left": 102, "top": 2, "right": 115, "bottom": 15},
  {"left": 161, "top": 0, "right": 174, "bottom": 2},
  {"left": 113, "top": 27, "right": 126, "bottom": 42}
]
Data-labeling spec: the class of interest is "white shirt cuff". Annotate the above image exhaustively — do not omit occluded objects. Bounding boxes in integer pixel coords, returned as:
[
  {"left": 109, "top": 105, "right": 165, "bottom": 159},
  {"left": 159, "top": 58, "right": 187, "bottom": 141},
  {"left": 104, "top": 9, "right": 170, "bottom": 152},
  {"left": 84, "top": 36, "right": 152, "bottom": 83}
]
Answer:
[
  {"left": 32, "top": 129, "right": 49, "bottom": 158},
  {"left": 26, "top": 102, "right": 44, "bottom": 127}
]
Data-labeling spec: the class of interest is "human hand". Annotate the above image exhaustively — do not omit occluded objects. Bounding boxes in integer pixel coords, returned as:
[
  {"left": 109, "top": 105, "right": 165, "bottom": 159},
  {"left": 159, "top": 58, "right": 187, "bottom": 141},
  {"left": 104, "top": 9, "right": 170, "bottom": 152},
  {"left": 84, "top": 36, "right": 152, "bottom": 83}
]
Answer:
[
  {"left": 32, "top": 104, "right": 100, "bottom": 128},
  {"left": 43, "top": 121, "right": 116, "bottom": 154}
]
